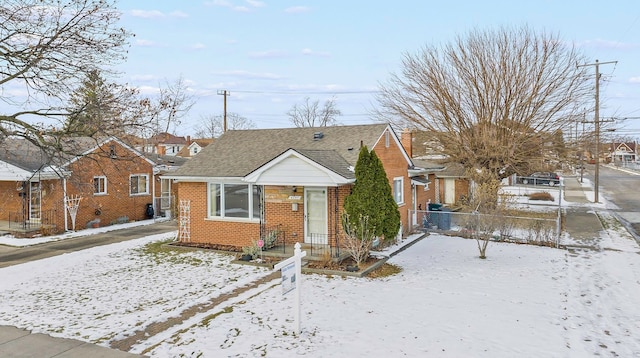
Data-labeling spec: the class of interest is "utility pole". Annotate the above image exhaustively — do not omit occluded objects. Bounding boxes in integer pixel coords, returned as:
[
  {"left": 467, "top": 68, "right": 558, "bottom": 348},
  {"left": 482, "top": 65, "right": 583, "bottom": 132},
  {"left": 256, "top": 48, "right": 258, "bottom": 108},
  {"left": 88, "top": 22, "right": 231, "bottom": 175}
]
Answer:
[
  {"left": 217, "top": 90, "right": 230, "bottom": 133},
  {"left": 577, "top": 59, "right": 617, "bottom": 203}
]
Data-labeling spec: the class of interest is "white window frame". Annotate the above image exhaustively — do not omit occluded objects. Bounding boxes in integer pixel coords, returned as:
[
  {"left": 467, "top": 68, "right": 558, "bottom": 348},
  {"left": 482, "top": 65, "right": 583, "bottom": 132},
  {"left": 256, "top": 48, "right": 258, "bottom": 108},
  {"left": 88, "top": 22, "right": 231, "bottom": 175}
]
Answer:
[
  {"left": 393, "top": 176, "right": 404, "bottom": 205},
  {"left": 130, "top": 174, "right": 149, "bottom": 195},
  {"left": 93, "top": 176, "right": 107, "bottom": 195},
  {"left": 208, "top": 182, "right": 260, "bottom": 222}
]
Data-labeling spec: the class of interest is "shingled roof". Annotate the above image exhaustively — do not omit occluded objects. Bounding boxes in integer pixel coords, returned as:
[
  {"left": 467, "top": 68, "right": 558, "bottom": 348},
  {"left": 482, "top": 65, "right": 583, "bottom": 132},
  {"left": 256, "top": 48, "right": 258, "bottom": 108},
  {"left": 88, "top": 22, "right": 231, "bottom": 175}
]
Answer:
[{"left": 171, "top": 123, "right": 391, "bottom": 178}]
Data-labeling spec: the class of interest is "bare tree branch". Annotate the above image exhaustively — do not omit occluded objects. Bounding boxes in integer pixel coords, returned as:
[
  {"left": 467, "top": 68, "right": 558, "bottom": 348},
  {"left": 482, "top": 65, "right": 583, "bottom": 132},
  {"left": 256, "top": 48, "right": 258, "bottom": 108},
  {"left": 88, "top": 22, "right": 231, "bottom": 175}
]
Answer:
[
  {"left": 286, "top": 96, "right": 342, "bottom": 128},
  {"left": 376, "top": 26, "right": 592, "bottom": 180},
  {"left": 194, "top": 112, "right": 256, "bottom": 138}
]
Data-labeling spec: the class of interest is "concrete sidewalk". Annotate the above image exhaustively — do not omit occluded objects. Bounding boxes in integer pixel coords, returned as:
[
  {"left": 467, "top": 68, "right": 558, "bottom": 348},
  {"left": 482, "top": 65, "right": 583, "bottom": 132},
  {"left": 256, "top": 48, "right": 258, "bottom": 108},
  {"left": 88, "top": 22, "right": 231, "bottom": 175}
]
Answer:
[
  {"left": 561, "top": 175, "right": 605, "bottom": 244},
  {"left": 0, "top": 325, "right": 144, "bottom": 358}
]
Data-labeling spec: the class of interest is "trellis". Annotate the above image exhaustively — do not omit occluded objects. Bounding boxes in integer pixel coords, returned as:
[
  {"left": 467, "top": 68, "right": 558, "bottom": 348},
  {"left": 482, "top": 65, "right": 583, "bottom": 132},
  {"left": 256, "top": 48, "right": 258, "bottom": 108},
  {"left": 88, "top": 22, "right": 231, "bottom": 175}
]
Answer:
[
  {"left": 65, "top": 195, "right": 82, "bottom": 231},
  {"left": 177, "top": 199, "right": 191, "bottom": 242}
]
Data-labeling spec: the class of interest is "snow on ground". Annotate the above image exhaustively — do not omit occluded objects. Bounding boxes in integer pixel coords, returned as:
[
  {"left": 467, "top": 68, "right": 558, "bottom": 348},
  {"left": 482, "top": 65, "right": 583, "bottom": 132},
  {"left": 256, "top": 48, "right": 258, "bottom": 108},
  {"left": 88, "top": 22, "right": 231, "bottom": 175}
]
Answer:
[
  {"left": 1, "top": 224, "right": 640, "bottom": 357},
  {"left": 1, "top": 178, "right": 640, "bottom": 357}
]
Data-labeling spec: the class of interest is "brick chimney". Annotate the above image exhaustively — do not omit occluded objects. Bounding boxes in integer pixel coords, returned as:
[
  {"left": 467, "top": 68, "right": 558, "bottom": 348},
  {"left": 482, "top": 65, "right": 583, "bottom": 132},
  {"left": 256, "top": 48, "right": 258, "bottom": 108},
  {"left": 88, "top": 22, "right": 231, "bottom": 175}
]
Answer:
[{"left": 400, "top": 128, "right": 413, "bottom": 158}]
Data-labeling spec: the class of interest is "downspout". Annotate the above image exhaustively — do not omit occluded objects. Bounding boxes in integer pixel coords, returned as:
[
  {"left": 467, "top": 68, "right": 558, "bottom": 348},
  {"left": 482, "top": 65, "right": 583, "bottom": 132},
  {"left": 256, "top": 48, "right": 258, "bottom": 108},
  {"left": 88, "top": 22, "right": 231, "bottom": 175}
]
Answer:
[
  {"left": 334, "top": 186, "right": 339, "bottom": 257},
  {"left": 152, "top": 167, "right": 157, "bottom": 217},
  {"left": 63, "top": 177, "right": 68, "bottom": 232}
]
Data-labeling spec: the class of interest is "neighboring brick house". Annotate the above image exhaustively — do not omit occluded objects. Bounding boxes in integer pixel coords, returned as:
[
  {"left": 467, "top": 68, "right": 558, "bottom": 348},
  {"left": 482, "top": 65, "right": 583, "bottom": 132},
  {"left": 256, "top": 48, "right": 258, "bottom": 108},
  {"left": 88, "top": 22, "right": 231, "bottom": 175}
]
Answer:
[
  {"left": 164, "top": 123, "right": 440, "bottom": 253},
  {"left": 176, "top": 138, "right": 214, "bottom": 158},
  {"left": 0, "top": 136, "right": 157, "bottom": 236},
  {"left": 143, "top": 132, "right": 188, "bottom": 156},
  {"left": 410, "top": 129, "right": 470, "bottom": 206},
  {"left": 145, "top": 153, "right": 188, "bottom": 218}
]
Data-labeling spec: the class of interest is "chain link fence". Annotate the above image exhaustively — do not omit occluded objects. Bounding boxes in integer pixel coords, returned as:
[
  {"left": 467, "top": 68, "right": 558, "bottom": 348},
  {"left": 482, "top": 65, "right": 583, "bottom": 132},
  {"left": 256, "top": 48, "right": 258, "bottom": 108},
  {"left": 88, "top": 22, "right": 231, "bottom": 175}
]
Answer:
[{"left": 409, "top": 208, "right": 561, "bottom": 248}]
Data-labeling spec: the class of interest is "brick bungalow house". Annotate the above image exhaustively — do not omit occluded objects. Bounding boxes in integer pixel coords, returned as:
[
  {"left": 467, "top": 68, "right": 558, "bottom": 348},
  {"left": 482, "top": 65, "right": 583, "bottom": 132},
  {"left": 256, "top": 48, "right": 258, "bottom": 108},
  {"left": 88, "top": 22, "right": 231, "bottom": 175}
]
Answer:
[
  {"left": 0, "top": 136, "right": 157, "bottom": 236},
  {"left": 165, "top": 123, "right": 440, "bottom": 253},
  {"left": 410, "top": 130, "right": 470, "bottom": 206}
]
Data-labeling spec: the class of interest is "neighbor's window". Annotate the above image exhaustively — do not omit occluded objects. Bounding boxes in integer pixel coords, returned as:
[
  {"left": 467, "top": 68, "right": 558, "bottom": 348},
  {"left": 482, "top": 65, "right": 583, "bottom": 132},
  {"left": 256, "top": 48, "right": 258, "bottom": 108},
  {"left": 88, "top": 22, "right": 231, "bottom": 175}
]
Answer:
[
  {"left": 93, "top": 176, "right": 107, "bottom": 195},
  {"left": 130, "top": 174, "right": 149, "bottom": 195},
  {"left": 208, "top": 183, "right": 260, "bottom": 220},
  {"left": 393, "top": 177, "right": 404, "bottom": 204}
]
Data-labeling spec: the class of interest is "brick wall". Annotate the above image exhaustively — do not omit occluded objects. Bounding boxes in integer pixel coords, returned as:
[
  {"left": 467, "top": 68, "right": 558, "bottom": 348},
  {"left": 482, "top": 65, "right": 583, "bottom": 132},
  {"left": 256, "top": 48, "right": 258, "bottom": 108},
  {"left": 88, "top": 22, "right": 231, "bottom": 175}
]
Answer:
[
  {"left": 64, "top": 141, "right": 154, "bottom": 230},
  {"left": 176, "top": 181, "right": 260, "bottom": 248},
  {"left": 372, "top": 129, "right": 411, "bottom": 234}
]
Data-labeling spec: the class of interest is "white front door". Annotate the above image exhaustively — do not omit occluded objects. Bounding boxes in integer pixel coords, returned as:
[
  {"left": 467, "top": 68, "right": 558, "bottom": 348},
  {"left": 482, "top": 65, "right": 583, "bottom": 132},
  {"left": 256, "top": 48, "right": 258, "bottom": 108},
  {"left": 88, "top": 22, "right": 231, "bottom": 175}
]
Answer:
[
  {"left": 444, "top": 179, "right": 456, "bottom": 204},
  {"left": 411, "top": 184, "right": 417, "bottom": 227},
  {"left": 304, "top": 188, "right": 327, "bottom": 244},
  {"left": 29, "top": 182, "right": 41, "bottom": 222}
]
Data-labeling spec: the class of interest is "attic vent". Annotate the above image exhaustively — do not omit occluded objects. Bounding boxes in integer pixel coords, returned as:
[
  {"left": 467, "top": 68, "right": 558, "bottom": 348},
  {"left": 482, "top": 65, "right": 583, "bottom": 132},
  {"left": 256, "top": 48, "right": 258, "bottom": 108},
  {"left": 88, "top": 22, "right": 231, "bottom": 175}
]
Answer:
[{"left": 313, "top": 132, "right": 324, "bottom": 140}]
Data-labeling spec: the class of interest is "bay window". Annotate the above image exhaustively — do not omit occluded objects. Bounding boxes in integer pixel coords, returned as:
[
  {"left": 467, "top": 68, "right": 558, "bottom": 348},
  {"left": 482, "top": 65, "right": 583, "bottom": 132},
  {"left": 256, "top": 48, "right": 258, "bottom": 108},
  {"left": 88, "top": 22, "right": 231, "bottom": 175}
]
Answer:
[{"left": 209, "top": 183, "right": 260, "bottom": 220}]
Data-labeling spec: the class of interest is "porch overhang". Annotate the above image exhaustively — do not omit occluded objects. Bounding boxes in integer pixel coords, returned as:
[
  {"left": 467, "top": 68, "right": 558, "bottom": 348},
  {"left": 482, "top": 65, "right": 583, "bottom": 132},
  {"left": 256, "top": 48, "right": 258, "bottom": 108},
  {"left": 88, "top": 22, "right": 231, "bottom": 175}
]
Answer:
[
  {"left": 411, "top": 176, "right": 430, "bottom": 186},
  {"left": 244, "top": 149, "right": 354, "bottom": 187}
]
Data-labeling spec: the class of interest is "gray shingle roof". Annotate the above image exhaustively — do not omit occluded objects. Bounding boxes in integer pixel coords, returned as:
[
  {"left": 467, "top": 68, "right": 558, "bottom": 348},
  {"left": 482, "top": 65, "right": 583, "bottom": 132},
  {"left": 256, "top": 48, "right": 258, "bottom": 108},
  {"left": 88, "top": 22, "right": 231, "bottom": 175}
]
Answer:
[
  {"left": 0, "top": 136, "right": 141, "bottom": 172},
  {"left": 172, "top": 123, "right": 390, "bottom": 178}
]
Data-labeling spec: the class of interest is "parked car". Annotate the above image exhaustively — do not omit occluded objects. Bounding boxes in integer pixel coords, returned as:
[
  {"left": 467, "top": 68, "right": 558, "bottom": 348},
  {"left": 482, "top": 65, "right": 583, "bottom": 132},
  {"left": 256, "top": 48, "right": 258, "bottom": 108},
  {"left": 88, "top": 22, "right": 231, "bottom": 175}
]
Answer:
[{"left": 520, "top": 172, "right": 560, "bottom": 186}]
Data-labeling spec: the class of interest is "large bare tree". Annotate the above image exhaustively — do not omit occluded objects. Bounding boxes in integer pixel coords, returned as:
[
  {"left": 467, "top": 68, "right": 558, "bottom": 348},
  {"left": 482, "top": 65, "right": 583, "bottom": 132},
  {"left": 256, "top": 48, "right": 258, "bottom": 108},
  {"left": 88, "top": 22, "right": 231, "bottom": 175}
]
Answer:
[
  {"left": 287, "top": 96, "right": 342, "bottom": 128},
  {"left": 194, "top": 112, "right": 256, "bottom": 138},
  {"left": 376, "top": 26, "right": 592, "bottom": 181},
  {"left": 139, "top": 75, "right": 196, "bottom": 138},
  {"left": 0, "top": 0, "right": 132, "bottom": 155}
]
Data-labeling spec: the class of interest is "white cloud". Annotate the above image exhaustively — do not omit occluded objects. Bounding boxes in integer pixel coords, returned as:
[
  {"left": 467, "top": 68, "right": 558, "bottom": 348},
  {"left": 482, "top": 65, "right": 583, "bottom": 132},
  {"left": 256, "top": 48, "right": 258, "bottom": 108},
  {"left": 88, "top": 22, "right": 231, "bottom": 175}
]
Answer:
[
  {"left": 169, "top": 11, "right": 189, "bottom": 18},
  {"left": 190, "top": 43, "right": 206, "bottom": 50},
  {"left": 301, "top": 48, "right": 331, "bottom": 57},
  {"left": 206, "top": 0, "right": 262, "bottom": 12},
  {"left": 630, "top": 77, "right": 640, "bottom": 84},
  {"left": 245, "top": 0, "right": 266, "bottom": 8}
]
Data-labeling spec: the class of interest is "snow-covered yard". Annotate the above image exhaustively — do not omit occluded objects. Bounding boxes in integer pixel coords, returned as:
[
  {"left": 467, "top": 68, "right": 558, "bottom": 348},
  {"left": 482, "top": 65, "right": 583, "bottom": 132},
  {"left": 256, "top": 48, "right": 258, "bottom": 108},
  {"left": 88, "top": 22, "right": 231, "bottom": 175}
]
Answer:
[
  {"left": 1, "top": 180, "right": 640, "bottom": 357},
  {"left": 1, "top": 212, "right": 640, "bottom": 357}
]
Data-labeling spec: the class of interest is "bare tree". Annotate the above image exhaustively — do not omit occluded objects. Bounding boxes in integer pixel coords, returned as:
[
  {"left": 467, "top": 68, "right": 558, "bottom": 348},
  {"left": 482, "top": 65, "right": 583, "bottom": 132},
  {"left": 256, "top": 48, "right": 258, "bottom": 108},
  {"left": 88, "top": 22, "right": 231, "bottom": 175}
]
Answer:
[
  {"left": 287, "top": 96, "right": 342, "bottom": 128},
  {"left": 0, "top": 0, "right": 132, "bottom": 155},
  {"left": 376, "top": 26, "right": 592, "bottom": 182},
  {"left": 139, "top": 75, "right": 196, "bottom": 138},
  {"left": 341, "top": 213, "right": 375, "bottom": 268},
  {"left": 194, "top": 112, "right": 256, "bottom": 138}
]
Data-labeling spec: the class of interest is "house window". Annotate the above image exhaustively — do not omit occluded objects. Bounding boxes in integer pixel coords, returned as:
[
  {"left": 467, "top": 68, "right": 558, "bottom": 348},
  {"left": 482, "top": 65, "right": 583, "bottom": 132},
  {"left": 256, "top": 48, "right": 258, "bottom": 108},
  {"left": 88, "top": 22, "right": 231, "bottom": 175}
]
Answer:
[
  {"left": 393, "top": 177, "right": 404, "bottom": 205},
  {"left": 208, "top": 183, "right": 260, "bottom": 220},
  {"left": 93, "top": 176, "right": 107, "bottom": 195},
  {"left": 130, "top": 174, "right": 149, "bottom": 195}
]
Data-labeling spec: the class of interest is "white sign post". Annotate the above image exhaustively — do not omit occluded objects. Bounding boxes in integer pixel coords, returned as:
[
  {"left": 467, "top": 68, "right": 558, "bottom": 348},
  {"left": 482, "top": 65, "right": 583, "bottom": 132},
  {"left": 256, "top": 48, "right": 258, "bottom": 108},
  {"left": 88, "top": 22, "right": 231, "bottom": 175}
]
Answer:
[{"left": 273, "top": 242, "right": 307, "bottom": 335}]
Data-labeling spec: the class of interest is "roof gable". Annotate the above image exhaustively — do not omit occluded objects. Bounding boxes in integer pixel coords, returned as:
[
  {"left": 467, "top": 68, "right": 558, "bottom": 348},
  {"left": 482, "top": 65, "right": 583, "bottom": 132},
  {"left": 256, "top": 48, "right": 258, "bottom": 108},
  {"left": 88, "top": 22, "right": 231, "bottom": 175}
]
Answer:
[{"left": 244, "top": 148, "right": 354, "bottom": 186}]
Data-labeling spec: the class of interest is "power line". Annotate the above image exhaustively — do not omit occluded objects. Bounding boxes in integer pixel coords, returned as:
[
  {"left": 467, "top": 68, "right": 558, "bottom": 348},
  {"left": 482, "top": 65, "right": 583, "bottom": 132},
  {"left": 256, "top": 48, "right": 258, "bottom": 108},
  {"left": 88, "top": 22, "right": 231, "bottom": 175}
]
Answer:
[{"left": 229, "top": 89, "right": 379, "bottom": 95}]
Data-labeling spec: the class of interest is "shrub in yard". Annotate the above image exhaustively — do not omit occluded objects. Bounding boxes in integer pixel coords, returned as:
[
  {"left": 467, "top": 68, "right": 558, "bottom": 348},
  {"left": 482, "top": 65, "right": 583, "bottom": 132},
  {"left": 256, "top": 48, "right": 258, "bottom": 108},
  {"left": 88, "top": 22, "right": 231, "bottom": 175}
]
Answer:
[{"left": 529, "top": 191, "right": 554, "bottom": 201}]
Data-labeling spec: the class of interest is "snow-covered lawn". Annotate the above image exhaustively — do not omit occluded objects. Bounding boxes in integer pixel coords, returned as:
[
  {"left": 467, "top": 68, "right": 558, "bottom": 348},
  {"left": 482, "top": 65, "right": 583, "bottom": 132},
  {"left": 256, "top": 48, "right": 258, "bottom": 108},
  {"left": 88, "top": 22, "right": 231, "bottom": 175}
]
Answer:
[
  {"left": 1, "top": 179, "right": 640, "bottom": 356},
  {"left": 2, "top": 216, "right": 640, "bottom": 357}
]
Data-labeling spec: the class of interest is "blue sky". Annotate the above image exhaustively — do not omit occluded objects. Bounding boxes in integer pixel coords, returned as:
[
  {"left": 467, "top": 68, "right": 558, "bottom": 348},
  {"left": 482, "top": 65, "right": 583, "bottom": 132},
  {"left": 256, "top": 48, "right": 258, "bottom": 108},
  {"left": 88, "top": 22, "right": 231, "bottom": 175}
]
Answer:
[
  {"left": 114, "top": 1, "right": 640, "bottom": 136},
  {"left": 89, "top": 1, "right": 640, "bottom": 136}
]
